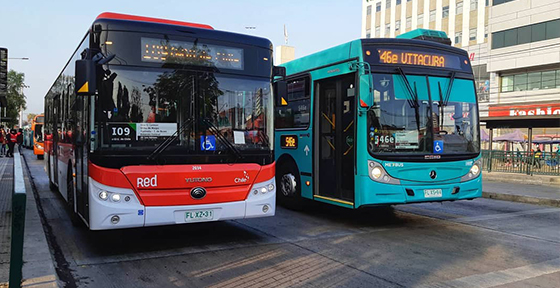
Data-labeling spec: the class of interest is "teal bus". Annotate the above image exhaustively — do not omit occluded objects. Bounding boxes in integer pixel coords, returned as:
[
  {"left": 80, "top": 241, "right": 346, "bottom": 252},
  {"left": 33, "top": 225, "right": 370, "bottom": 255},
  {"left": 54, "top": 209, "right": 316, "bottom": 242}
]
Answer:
[{"left": 274, "top": 30, "right": 481, "bottom": 209}]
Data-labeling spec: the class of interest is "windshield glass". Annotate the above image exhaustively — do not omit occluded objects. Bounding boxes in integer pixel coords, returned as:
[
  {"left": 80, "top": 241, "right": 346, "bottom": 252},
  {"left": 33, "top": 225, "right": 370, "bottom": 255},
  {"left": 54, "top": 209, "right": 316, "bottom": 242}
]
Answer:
[
  {"left": 34, "top": 124, "right": 43, "bottom": 142},
  {"left": 367, "top": 73, "right": 479, "bottom": 157},
  {"left": 94, "top": 66, "right": 273, "bottom": 155}
]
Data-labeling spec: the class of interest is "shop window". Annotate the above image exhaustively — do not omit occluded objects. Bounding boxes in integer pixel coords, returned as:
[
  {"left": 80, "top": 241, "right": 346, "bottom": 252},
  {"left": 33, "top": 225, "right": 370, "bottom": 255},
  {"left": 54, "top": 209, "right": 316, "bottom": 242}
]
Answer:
[
  {"left": 527, "top": 72, "right": 541, "bottom": 90},
  {"left": 501, "top": 75, "right": 514, "bottom": 92},
  {"left": 514, "top": 74, "right": 527, "bottom": 91},
  {"left": 541, "top": 71, "right": 556, "bottom": 89}
]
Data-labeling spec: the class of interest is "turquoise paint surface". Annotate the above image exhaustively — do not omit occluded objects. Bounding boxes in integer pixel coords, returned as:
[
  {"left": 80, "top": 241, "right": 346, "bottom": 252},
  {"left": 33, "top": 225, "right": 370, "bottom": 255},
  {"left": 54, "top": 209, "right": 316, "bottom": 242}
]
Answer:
[{"left": 275, "top": 38, "right": 481, "bottom": 209}]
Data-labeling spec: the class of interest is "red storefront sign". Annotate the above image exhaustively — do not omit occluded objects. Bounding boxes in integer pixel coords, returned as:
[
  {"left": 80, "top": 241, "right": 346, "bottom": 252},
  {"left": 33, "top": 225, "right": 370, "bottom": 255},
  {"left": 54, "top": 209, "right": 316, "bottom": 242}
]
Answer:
[{"left": 489, "top": 103, "right": 560, "bottom": 117}]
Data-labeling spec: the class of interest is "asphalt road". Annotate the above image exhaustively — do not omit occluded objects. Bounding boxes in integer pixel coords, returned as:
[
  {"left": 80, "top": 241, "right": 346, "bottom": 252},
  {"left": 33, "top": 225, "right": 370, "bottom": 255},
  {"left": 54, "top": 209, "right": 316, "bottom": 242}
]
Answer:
[{"left": 22, "top": 149, "right": 560, "bottom": 288}]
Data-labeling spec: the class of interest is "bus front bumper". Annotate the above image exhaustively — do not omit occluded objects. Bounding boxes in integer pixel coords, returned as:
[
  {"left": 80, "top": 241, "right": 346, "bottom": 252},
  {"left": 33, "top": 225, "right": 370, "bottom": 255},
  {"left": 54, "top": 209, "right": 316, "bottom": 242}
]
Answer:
[
  {"left": 87, "top": 177, "right": 276, "bottom": 230},
  {"left": 357, "top": 175, "right": 482, "bottom": 207}
]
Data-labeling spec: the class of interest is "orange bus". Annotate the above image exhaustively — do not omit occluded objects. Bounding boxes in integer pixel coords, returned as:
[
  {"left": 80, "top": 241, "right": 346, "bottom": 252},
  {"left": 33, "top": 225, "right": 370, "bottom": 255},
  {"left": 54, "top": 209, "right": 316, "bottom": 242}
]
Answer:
[{"left": 32, "top": 114, "right": 44, "bottom": 159}]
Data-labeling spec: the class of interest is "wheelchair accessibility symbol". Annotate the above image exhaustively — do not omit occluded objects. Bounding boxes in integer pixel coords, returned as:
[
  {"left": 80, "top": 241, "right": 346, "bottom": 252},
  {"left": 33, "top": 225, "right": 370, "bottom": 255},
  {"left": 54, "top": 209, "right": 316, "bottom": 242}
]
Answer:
[
  {"left": 433, "top": 140, "right": 444, "bottom": 154},
  {"left": 201, "top": 136, "right": 216, "bottom": 151}
]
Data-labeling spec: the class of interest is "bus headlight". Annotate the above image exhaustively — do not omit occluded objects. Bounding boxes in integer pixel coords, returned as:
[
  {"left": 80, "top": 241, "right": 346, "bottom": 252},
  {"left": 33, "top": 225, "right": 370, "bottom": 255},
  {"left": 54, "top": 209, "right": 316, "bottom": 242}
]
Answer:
[
  {"left": 461, "top": 159, "right": 482, "bottom": 182},
  {"left": 371, "top": 167, "right": 383, "bottom": 179},
  {"left": 111, "top": 193, "right": 121, "bottom": 202},
  {"left": 368, "top": 160, "right": 400, "bottom": 184},
  {"left": 99, "top": 191, "right": 109, "bottom": 200}
]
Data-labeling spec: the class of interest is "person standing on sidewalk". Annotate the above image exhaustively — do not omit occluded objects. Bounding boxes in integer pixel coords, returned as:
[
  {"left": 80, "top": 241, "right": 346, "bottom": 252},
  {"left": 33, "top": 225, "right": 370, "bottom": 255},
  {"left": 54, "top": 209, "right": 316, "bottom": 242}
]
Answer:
[
  {"left": 7, "top": 129, "right": 18, "bottom": 157},
  {"left": 0, "top": 127, "right": 5, "bottom": 157}
]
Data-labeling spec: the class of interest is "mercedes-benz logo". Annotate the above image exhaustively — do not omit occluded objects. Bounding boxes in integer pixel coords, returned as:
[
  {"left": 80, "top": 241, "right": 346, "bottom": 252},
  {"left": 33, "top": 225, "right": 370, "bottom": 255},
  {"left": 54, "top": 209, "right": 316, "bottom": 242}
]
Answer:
[
  {"left": 429, "top": 170, "right": 437, "bottom": 179},
  {"left": 190, "top": 187, "right": 207, "bottom": 199}
]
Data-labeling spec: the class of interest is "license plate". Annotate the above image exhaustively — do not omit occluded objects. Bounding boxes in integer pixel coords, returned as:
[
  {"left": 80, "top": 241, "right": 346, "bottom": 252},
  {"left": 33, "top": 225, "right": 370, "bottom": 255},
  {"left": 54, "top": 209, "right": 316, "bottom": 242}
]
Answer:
[
  {"left": 185, "top": 210, "right": 214, "bottom": 222},
  {"left": 424, "top": 189, "right": 442, "bottom": 198}
]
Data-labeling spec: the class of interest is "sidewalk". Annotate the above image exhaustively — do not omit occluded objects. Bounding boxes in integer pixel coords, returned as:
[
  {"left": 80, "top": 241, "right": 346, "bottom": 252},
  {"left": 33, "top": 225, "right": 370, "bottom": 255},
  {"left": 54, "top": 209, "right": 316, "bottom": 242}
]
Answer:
[
  {"left": 0, "top": 151, "right": 58, "bottom": 288},
  {"left": 482, "top": 171, "right": 560, "bottom": 207}
]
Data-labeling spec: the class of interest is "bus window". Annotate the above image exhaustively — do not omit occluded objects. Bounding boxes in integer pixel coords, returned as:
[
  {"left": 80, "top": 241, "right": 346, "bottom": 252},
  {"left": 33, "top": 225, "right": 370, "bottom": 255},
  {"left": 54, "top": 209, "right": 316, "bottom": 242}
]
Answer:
[{"left": 275, "top": 77, "right": 311, "bottom": 129}]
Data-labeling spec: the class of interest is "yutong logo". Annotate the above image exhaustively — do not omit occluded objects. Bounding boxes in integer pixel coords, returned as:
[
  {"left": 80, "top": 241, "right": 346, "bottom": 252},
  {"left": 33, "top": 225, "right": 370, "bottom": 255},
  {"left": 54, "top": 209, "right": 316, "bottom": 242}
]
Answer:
[
  {"left": 186, "top": 177, "right": 213, "bottom": 183},
  {"left": 137, "top": 175, "right": 157, "bottom": 188}
]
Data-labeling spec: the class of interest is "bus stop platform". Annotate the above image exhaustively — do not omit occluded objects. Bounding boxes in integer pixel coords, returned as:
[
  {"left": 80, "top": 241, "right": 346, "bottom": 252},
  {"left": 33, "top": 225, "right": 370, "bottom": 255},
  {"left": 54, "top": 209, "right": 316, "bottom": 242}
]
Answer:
[
  {"left": 0, "top": 153, "right": 59, "bottom": 288},
  {"left": 483, "top": 171, "right": 560, "bottom": 207}
]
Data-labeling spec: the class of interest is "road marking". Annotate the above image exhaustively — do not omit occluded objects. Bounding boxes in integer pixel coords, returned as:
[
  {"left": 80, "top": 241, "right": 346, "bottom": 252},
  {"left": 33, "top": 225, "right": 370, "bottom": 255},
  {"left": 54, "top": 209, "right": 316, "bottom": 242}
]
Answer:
[
  {"left": 454, "top": 208, "right": 560, "bottom": 223},
  {"left": 417, "top": 257, "right": 560, "bottom": 288}
]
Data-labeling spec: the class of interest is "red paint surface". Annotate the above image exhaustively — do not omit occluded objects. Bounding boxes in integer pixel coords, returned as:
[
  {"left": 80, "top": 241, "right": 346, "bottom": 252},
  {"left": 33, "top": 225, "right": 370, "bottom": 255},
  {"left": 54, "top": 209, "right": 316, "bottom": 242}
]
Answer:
[
  {"left": 89, "top": 162, "right": 275, "bottom": 206},
  {"left": 489, "top": 103, "right": 560, "bottom": 117},
  {"left": 96, "top": 12, "right": 213, "bottom": 30}
]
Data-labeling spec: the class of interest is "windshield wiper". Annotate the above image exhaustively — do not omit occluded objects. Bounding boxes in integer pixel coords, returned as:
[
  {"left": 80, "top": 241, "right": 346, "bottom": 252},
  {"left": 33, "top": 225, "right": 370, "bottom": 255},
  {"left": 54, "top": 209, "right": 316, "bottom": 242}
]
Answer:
[
  {"left": 443, "top": 71, "right": 456, "bottom": 107},
  {"left": 200, "top": 118, "right": 244, "bottom": 162},
  {"left": 147, "top": 117, "right": 194, "bottom": 161},
  {"left": 397, "top": 67, "right": 421, "bottom": 132}
]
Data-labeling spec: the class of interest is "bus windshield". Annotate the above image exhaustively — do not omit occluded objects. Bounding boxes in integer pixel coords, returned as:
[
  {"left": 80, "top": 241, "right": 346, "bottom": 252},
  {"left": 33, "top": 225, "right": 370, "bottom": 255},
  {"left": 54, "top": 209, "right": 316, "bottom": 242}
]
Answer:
[
  {"left": 367, "top": 73, "right": 479, "bottom": 157},
  {"left": 94, "top": 66, "right": 273, "bottom": 156}
]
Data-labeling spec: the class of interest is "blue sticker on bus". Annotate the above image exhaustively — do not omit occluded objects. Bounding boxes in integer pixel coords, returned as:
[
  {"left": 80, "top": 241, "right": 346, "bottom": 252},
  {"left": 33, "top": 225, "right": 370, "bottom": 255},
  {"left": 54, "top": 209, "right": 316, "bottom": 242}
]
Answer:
[
  {"left": 433, "top": 140, "right": 444, "bottom": 154},
  {"left": 138, "top": 210, "right": 144, "bottom": 216},
  {"left": 201, "top": 136, "right": 216, "bottom": 151}
]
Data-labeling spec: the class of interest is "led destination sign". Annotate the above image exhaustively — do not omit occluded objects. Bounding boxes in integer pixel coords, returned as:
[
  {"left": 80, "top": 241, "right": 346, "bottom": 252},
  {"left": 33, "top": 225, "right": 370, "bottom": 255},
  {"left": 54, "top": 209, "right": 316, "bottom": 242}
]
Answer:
[
  {"left": 370, "top": 48, "right": 464, "bottom": 70},
  {"left": 141, "top": 37, "right": 244, "bottom": 70}
]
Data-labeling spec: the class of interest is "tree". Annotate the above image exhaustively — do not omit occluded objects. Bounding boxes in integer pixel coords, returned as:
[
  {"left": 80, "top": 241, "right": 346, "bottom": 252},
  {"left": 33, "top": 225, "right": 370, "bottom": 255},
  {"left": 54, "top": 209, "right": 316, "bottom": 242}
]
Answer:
[
  {"left": 6, "top": 70, "right": 27, "bottom": 127},
  {"left": 27, "top": 113, "right": 37, "bottom": 123}
]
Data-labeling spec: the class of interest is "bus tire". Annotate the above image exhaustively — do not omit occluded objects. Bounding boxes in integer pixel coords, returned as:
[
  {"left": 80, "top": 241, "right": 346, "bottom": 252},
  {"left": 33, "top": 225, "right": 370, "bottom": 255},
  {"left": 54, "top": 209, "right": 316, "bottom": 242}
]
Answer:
[
  {"left": 37, "top": 154, "right": 44, "bottom": 160},
  {"left": 67, "top": 166, "right": 81, "bottom": 227},
  {"left": 276, "top": 162, "right": 305, "bottom": 211}
]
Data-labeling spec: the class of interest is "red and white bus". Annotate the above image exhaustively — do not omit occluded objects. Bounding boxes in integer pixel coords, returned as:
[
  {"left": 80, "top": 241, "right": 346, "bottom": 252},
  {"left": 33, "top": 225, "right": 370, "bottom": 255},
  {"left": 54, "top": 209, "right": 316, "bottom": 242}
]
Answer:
[{"left": 44, "top": 13, "right": 282, "bottom": 230}]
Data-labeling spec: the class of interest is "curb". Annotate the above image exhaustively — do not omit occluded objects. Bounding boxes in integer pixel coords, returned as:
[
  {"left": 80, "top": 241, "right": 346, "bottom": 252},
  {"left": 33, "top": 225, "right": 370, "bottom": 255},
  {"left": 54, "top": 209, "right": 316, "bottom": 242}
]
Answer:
[
  {"left": 482, "top": 191, "right": 560, "bottom": 208},
  {"left": 20, "top": 152, "right": 60, "bottom": 288}
]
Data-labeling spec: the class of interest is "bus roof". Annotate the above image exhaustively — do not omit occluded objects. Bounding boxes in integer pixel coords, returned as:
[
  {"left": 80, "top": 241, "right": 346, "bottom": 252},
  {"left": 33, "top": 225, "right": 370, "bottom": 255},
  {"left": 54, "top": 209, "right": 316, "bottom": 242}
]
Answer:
[
  {"left": 96, "top": 12, "right": 213, "bottom": 30},
  {"left": 281, "top": 38, "right": 468, "bottom": 76}
]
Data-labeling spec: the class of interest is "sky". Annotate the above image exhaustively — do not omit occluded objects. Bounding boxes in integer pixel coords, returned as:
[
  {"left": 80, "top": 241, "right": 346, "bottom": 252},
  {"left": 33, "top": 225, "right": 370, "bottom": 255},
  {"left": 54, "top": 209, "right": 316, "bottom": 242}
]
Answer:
[{"left": 0, "top": 0, "right": 361, "bottom": 118}]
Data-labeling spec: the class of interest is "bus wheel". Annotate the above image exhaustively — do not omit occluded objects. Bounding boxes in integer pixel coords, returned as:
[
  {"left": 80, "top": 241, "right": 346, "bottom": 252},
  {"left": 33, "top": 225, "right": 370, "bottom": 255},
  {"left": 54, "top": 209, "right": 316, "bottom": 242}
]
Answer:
[
  {"left": 276, "top": 164, "right": 304, "bottom": 211},
  {"left": 67, "top": 167, "right": 81, "bottom": 227},
  {"left": 37, "top": 154, "right": 44, "bottom": 160}
]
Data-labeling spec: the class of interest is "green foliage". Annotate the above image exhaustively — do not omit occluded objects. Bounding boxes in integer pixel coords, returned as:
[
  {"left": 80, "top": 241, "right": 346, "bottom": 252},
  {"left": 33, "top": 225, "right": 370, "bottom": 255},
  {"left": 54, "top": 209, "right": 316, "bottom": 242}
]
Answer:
[{"left": 5, "top": 70, "right": 27, "bottom": 127}]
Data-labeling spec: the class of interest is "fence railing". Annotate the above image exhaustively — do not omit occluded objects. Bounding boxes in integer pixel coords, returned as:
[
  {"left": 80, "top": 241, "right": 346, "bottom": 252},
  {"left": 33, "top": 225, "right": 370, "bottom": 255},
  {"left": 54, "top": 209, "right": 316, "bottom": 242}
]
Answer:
[{"left": 482, "top": 150, "right": 560, "bottom": 176}]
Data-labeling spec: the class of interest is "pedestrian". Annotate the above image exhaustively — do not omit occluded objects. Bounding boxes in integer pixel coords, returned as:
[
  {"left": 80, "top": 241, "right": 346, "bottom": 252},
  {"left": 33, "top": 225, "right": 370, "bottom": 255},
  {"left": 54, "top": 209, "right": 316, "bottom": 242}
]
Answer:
[
  {"left": 534, "top": 148, "right": 542, "bottom": 169},
  {"left": 0, "top": 127, "right": 5, "bottom": 157},
  {"left": 7, "top": 129, "right": 18, "bottom": 157},
  {"left": 17, "top": 128, "right": 23, "bottom": 151}
]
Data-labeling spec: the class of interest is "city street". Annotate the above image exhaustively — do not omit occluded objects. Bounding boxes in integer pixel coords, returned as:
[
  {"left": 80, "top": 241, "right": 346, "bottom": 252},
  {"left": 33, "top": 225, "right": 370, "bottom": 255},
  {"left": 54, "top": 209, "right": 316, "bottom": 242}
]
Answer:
[{"left": 21, "top": 148, "right": 560, "bottom": 288}]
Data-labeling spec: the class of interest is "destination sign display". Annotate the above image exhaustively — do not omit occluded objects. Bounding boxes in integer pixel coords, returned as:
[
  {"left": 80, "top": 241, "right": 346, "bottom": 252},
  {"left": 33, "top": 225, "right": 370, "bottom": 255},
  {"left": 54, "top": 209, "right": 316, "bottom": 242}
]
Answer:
[
  {"left": 141, "top": 37, "right": 244, "bottom": 70},
  {"left": 363, "top": 46, "right": 468, "bottom": 71},
  {"left": 280, "top": 135, "right": 298, "bottom": 149},
  {"left": 377, "top": 49, "right": 461, "bottom": 69}
]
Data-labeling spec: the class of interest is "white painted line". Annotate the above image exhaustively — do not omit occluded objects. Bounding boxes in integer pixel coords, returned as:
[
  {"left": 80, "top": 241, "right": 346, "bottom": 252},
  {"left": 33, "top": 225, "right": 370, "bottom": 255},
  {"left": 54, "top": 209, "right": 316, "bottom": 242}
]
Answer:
[
  {"left": 417, "top": 257, "right": 560, "bottom": 288},
  {"left": 455, "top": 208, "right": 560, "bottom": 223}
]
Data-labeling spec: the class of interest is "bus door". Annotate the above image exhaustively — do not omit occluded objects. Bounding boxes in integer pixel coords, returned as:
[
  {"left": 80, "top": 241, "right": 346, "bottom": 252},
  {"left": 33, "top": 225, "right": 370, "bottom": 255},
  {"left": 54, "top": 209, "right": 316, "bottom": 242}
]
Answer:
[
  {"left": 315, "top": 73, "right": 356, "bottom": 203},
  {"left": 74, "top": 97, "right": 89, "bottom": 221},
  {"left": 52, "top": 95, "right": 60, "bottom": 185}
]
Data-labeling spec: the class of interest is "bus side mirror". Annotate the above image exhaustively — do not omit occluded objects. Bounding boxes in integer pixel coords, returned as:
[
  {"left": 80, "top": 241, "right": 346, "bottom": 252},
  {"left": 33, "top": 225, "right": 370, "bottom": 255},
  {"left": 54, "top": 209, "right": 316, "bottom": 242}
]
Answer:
[
  {"left": 273, "top": 66, "right": 286, "bottom": 79},
  {"left": 359, "top": 74, "right": 374, "bottom": 109},
  {"left": 75, "top": 59, "right": 97, "bottom": 96},
  {"left": 274, "top": 80, "right": 288, "bottom": 106}
]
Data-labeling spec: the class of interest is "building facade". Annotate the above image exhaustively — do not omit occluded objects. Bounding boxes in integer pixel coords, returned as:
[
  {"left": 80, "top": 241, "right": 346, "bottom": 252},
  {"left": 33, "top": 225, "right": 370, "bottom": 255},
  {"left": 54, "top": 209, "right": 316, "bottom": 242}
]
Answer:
[
  {"left": 361, "top": 0, "right": 559, "bottom": 138},
  {"left": 361, "top": 0, "right": 491, "bottom": 113},
  {"left": 485, "top": 0, "right": 560, "bottom": 136}
]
